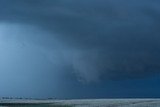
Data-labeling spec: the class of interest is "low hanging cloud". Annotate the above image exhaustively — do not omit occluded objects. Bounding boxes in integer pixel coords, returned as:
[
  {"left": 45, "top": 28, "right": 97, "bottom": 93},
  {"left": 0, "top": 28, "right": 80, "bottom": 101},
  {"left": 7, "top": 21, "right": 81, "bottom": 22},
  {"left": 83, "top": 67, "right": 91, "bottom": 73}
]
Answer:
[{"left": 0, "top": 0, "right": 160, "bottom": 83}]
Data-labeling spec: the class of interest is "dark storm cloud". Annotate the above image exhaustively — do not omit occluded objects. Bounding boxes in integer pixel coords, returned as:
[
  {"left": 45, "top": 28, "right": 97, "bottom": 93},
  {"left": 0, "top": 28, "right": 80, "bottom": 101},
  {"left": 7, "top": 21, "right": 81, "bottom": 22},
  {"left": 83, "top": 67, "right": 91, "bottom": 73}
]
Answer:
[{"left": 1, "top": 0, "right": 160, "bottom": 83}]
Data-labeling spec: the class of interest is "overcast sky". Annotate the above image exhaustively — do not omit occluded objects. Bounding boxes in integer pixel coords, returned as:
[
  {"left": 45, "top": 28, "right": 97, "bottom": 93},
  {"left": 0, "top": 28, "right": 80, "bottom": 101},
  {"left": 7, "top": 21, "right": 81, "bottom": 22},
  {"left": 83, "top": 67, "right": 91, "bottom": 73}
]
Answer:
[{"left": 0, "top": 0, "right": 160, "bottom": 99}]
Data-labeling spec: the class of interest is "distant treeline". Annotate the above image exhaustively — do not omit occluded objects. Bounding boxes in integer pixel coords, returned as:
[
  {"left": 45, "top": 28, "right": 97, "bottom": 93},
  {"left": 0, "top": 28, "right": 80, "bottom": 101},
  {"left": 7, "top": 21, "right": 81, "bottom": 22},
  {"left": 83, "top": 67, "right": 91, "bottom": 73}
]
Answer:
[{"left": 0, "top": 97, "right": 57, "bottom": 100}]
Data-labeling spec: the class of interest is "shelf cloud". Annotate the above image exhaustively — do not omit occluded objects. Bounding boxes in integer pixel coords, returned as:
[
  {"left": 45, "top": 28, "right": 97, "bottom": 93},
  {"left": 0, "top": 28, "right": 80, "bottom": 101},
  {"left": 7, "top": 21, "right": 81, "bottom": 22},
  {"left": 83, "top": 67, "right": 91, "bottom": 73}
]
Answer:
[
  {"left": 1, "top": 0, "right": 160, "bottom": 83},
  {"left": 0, "top": 0, "right": 160, "bottom": 98}
]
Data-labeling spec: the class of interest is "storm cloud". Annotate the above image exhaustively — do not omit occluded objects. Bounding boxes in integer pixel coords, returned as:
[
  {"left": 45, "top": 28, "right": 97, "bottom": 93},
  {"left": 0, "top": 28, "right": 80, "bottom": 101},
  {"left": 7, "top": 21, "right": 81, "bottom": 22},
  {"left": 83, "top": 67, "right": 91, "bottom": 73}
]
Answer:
[{"left": 0, "top": 0, "right": 160, "bottom": 95}]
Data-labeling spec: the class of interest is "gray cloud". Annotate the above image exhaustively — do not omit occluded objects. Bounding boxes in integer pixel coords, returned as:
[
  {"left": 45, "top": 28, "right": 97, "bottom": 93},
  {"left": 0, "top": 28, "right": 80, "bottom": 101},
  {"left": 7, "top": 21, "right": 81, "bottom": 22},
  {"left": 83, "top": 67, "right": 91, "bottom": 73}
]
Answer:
[{"left": 0, "top": 0, "right": 160, "bottom": 84}]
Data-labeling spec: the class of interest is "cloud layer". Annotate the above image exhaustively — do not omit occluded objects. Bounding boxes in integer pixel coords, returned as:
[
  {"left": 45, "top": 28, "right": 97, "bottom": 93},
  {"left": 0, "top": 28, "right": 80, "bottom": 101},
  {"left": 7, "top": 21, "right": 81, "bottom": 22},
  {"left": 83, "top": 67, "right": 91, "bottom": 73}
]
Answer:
[{"left": 0, "top": 0, "right": 160, "bottom": 84}]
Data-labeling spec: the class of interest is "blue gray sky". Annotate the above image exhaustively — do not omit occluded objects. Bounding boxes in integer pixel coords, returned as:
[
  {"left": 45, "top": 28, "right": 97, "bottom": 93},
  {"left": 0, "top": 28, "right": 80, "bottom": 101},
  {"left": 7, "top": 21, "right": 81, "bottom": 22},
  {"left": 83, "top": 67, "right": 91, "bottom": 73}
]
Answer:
[{"left": 0, "top": 0, "right": 160, "bottom": 99}]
